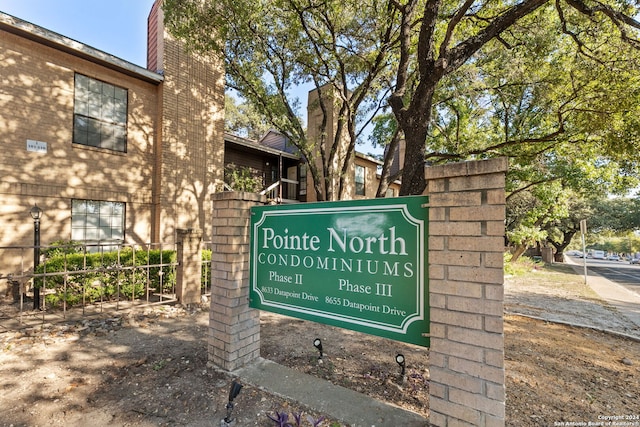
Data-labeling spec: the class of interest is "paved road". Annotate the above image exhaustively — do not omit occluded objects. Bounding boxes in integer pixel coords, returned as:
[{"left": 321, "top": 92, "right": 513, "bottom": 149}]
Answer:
[{"left": 568, "top": 255, "right": 640, "bottom": 297}]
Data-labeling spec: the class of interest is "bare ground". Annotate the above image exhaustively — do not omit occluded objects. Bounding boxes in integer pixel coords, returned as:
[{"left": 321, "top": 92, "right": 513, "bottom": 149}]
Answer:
[{"left": 0, "top": 263, "right": 638, "bottom": 427}]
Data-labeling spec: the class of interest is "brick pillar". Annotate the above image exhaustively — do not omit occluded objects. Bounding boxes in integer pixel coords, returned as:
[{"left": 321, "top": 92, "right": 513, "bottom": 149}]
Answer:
[
  {"left": 208, "top": 191, "right": 266, "bottom": 371},
  {"left": 426, "top": 158, "right": 508, "bottom": 427},
  {"left": 176, "top": 228, "right": 203, "bottom": 305}
]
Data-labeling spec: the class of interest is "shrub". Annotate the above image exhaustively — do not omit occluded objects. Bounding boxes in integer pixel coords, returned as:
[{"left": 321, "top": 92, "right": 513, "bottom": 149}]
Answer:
[
  {"left": 224, "top": 163, "right": 263, "bottom": 192},
  {"left": 32, "top": 244, "right": 215, "bottom": 309},
  {"left": 34, "top": 248, "right": 177, "bottom": 308},
  {"left": 201, "top": 249, "right": 212, "bottom": 290},
  {"left": 503, "top": 252, "right": 543, "bottom": 276},
  {"left": 41, "top": 240, "right": 85, "bottom": 258},
  {"left": 136, "top": 249, "right": 177, "bottom": 292}
]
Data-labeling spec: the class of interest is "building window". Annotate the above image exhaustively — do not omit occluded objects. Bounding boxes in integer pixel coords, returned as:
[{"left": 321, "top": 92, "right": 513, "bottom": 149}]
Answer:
[
  {"left": 355, "top": 164, "right": 366, "bottom": 196},
  {"left": 71, "top": 200, "right": 125, "bottom": 245},
  {"left": 73, "top": 74, "right": 127, "bottom": 152}
]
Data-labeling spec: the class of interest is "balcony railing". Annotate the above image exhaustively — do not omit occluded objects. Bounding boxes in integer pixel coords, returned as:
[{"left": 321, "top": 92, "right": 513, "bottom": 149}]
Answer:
[{"left": 259, "top": 179, "right": 300, "bottom": 203}]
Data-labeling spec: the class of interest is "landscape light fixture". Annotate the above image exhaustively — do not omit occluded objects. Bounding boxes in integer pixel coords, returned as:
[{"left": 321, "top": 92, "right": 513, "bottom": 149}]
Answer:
[
  {"left": 395, "top": 353, "right": 406, "bottom": 376},
  {"left": 313, "top": 338, "right": 323, "bottom": 359},
  {"left": 29, "top": 204, "right": 43, "bottom": 310},
  {"left": 222, "top": 380, "right": 243, "bottom": 425}
]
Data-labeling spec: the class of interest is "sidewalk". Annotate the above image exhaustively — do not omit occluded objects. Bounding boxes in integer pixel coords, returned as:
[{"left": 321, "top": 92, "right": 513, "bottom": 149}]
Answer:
[
  {"left": 565, "top": 256, "right": 640, "bottom": 333},
  {"left": 232, "top": 358, "right": 428, "bottom": 427}
]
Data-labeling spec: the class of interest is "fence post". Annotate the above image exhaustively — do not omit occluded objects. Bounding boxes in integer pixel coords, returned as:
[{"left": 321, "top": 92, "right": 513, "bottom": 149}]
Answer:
[
  {"left": 176, "top": 228, "right": 203, "bottom": 305},
  {"left": 208, "top": 191, "right": 266, "bottom": 371}
]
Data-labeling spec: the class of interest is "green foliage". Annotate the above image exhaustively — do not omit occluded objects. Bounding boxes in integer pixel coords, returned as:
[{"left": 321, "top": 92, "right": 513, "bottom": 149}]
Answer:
[
  {"left": 506, "top": 181, "right": 568, "bottom": 252},
  {"left": 152, "top": 359, "right": 167, "bottom": 371},
  {"left": 506, "top": 225, "right": 547, "bottom": 248},
  {"left": 42, "top": 240, "right": 85, "bottom": 258},
  {"left": 165, "top": 0, "right": 640, "bottom": 198},
  {"left": 587, "top": 197, "right": 640, "bottom": 233},
  {"left": 368, "top": 113, "right": 397, "bottom": 150},
  {"left": 34, "top": 248, "right": 178, "bottom": 308},
  {"left": 225, "top": 94, "right": 272, "bottom": 140},
  {"left": 395, "top": 1, "right": 640, "bottom": 193},
  {"left": 164, "top": 0, "right": 402, "bottom": 200},
  {"left": 581, "top": 232, "right": 640, "bottom": 255},
  {"left": 139, "top": 249, "right": 178, "bottom": 292},
  {"left": 201, "top": 249, "right": 212, "bottom": 290},
  {"left": 224, "top": 163, "right": 263, "bottom": 192},
  {"left": 503, "top": 253, "right": 543, "bottom": 277}
]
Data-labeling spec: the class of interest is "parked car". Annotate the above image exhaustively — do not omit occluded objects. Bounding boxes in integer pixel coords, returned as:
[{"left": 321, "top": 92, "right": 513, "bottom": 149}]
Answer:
[
  {"left": 607, "top": 254, "right": 621, "bottom": 261},
  {"left": 630, "top": 258, "right": 640, "bottom": 265}
]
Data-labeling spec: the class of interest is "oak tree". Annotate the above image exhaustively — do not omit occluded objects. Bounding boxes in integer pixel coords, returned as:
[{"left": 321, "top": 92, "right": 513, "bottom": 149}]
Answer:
[{"left": 164, "top": 0, "right": 640, "bottom": 198}]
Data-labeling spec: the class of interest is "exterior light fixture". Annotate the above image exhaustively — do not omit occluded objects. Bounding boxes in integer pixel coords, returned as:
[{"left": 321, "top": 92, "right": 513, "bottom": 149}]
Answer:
[
  {"left": 29, "top": 204, "right": 43, "bottom": 220},
  {"left": 29, "top": 204, "right": 43, "bottom": 310},
  {"left": 222, "top": 380, "right": 243, "bottom": 425},
  {"left": 313, "top": 338, "right": 323, "bottom": 359}
]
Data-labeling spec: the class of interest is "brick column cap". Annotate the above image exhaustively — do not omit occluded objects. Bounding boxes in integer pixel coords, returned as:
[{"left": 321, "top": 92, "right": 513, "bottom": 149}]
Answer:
[
  {"left": 211, "top": 191, "right": 267, "bottom": 203},
  {"left": 425, "top": 157, "right": 508, "bottom": 180},
  {"left": 176, "top": 228, "right": 203, "bottom": 236}
]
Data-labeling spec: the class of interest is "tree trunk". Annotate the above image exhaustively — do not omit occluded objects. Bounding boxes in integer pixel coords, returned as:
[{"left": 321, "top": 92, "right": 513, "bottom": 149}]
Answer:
[
  {"left": 376, "top": 131, "right": 400, "bottom": 198},
  {"left": 548, "top": 230, "right": 577, "bottom": 263},
  {"left": 510, "top": 245, "right": 528, "bottom": 263},
  {"left": 395, "top": 82, "right": 435, "bottom": 196},
  {"left": 400, "top": 129, "right": 427, "bottom": 195},
  {"left": 554, "top": 251, "right": 564, "bottom": 262}
]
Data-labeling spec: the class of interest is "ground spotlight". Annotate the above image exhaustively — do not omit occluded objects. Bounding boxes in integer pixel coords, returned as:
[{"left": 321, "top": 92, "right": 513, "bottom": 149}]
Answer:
[
  {"left": 313, "top": 338, "right": 323, "bottom": 359},
  {"left": 222, "top": 380, "right": 243, "bottom": 425},
  {"left": 395, "top": 353, "right": 406, "bottom": 376}
]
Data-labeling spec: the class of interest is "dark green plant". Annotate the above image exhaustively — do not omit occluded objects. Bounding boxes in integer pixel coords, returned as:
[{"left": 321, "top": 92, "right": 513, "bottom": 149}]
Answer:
[
  {"left": 32, "top": 245, "right": 215, "bottom": 308},
  {"left": 41, "top": 240, "right": 85, "bottom": 258},
  {"left": 34, "top": 248, "right": 178, "bottom": 308},
  {"left": 201, "top": 249, "right": 211, "bottom": 290},
  {"left": 224, "top": 163, "right": 262, "bottom": 192},
  {"left": 136, "top": 249, "right": 177, "bottom": 292}
]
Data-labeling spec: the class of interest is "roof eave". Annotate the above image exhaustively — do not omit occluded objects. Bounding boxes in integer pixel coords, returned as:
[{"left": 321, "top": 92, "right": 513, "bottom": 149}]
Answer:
[
  {"left": 0, "top": 11, "right": 163, "bottom": 85},
  {"left": 224, "top": 132, "right": 300, "bottom": 160}
]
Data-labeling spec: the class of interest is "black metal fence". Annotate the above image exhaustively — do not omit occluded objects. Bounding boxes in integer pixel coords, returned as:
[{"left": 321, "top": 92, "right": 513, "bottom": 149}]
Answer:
[{"left": 0, "top": 240, "right": 212, "bottom": 328}]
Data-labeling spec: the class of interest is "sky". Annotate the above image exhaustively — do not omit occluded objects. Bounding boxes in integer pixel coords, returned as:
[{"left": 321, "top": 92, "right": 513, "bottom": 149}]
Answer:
[{"left": 0, "top": 0, "right": 156, "bottom": 68}]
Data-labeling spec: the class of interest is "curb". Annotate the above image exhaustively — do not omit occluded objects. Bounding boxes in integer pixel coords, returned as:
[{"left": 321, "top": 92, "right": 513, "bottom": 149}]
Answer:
[{"left": 505, "top": 311, "right": 640, "bottom": 343}]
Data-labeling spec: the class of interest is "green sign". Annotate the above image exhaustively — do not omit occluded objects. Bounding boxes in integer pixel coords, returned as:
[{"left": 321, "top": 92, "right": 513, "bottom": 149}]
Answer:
[{"left": 249, "top": 196, "right": 429, "bottom": 347}]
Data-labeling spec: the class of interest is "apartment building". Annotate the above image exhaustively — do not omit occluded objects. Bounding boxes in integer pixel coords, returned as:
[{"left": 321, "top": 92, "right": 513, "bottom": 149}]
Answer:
[
  {"left": 0, "top": 2, "right": 397, "bottom": 278},
  {"left": 0, "top": 1, "right": 224, "bottom": 273},
  {"left": 256, "top": 127, "right": 400, "bottom": 202}
]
